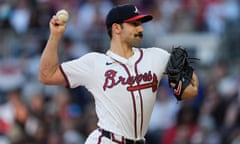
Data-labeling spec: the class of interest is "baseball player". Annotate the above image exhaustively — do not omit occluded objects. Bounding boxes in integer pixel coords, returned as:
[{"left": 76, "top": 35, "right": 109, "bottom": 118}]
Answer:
[{"left": 39, "top": 4, "right": 199, "bottom": 144}]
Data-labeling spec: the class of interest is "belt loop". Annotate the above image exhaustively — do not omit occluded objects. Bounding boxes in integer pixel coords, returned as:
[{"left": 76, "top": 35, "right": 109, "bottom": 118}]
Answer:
[
  {"left": 99, "top": 128, "right": 145, "bottom": 144},
  {"left": 110, "top": 133, "right": 113, "bottom": 141},
  {"left": 121, "top": 136, "right": 124, "bottom": 144}
]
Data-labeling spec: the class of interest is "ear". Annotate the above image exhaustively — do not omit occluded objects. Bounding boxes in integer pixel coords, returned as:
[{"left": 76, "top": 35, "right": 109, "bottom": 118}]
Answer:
[{"left": 112, "top": 23, "right": 122, "bottom": 34}]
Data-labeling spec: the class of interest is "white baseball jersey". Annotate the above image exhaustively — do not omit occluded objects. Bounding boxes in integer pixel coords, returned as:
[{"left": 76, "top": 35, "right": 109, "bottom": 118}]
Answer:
[{"left": 60, "top": 47, "right": 170, "bottom": 143}]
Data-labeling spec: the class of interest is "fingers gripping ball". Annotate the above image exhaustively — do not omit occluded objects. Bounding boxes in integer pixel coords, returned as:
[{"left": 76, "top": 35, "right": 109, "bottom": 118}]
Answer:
[{"left": 56, "top": 9, "right": 69, "bottom": 22}]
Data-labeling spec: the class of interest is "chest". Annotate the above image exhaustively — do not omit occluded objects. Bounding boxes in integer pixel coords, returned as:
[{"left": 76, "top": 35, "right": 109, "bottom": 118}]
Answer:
[{"left": 96, "top": 53, "right": 160, "bottom": 94}]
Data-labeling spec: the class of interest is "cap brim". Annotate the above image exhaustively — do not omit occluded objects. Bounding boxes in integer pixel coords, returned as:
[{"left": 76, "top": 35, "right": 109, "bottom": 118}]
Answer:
[{"left": 124, "top": 14, "right": 153, "bottom": 23}]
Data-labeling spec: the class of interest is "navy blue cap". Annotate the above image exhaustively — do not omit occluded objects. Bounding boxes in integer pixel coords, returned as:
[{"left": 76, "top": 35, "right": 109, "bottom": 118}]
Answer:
[{"left": 106, "top": 4, "right": 153, "bottom": 29}]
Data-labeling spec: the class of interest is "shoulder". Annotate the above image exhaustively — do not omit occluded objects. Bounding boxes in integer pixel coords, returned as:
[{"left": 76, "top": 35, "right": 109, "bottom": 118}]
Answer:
[
  {"left": 78, "top": 52, "right": 106, "bottom": 60},
  {"left": 140, "top": 47, "right": 170, "bottom": 57},
  {"left": 82, "top": 52, "right": 104, "bottom": 57},
  {"left": 63, "top": 52, "right": 106, "bottom": 65}
]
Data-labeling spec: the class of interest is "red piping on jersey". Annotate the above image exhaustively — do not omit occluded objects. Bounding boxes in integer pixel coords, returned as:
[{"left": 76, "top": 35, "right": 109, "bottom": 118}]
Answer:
[
  {"left": 134, "top": 49, "right": 144, "bottom": 137},
  {"left": 97, "top": 131, "right": 103, "bottom": 144},
  {"left": 111, "top": 133, "right": 125, "bottom": 144},
  {"left": 59, "top": 65, "right": 71, "bottom": 88},
  {"left": 117, "top": 62, "right": 138, "bottom": 138},
  {"left": 106, "top": 49, "right": 144, "bottom": 138}
]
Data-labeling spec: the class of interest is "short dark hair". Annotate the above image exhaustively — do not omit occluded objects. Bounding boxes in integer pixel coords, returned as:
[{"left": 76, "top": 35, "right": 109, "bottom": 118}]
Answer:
[
  {"left": 107, "top": 23, "right": 124, "bottom": 38},
  {"left": 107, "top": 27, "right": 112, "bottom": 38}
]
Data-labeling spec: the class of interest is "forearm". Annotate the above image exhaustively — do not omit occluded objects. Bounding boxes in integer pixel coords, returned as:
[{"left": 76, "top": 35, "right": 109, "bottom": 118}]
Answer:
[
  {"left": 39, "top": 34, "right": 61, "bottom": 83},
  {"left": 38, "top": 14, "right": 67, "bottom": 85},
  {"left": 182, "top": 72, "right": 199, "bottom": 100}
]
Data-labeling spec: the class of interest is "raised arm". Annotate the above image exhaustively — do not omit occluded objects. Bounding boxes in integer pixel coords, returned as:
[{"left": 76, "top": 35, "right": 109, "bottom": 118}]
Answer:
[{"left": 38, "top": 15, "right": 67, "bottom": 86}]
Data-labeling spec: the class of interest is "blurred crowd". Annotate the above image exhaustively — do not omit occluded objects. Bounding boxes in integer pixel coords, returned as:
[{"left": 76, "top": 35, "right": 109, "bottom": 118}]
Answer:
[{"left": 0, "top": 0, "right": 240, "bottom": 144}]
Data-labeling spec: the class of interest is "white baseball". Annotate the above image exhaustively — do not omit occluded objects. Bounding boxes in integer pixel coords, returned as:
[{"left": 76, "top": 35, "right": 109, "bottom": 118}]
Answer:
[{"left": 56, "top": 9, "right": 69, "bottom": 22}]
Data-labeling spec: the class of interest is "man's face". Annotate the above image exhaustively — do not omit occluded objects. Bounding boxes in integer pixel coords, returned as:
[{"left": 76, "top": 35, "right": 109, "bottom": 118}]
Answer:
[{"left": 120, "top": 21, "right": 144, "bottom": 46}]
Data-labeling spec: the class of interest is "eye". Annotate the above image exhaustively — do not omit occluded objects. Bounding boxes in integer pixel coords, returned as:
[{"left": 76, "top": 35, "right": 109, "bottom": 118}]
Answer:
[{"left": 130, "top": 21, "right": 142, "bottom": 26}]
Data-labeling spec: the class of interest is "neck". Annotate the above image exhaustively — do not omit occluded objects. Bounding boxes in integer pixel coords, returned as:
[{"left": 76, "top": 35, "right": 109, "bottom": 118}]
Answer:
[{"left": 109, "top": 40, "right": 134, "bottom": 59}]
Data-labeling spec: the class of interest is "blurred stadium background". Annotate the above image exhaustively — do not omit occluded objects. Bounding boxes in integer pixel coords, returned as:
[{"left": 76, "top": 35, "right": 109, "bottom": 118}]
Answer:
[{"left": 0, "top": 0, "right": 240, "bottom": 144}]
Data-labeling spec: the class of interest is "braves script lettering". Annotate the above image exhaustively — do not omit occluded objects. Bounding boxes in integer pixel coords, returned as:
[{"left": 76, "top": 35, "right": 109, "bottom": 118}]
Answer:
[{"left": 103, "top": 70, "right": 158, "bottom": 92}]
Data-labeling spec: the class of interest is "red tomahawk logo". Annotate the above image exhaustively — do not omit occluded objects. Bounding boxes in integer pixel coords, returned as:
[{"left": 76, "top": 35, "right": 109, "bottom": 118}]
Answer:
[{"left": 127, "top": 75, "right": 158, "bottom": 92}]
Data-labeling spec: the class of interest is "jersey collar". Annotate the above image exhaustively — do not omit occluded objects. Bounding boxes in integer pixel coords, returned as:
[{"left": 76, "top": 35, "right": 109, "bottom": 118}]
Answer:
[{"left": 106, "top": 48, "right": 139, "bottom": 64}]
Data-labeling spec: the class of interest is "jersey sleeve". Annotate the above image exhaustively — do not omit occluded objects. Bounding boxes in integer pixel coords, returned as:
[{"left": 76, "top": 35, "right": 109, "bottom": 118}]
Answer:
[
  {"left": 149, "top": 47, "right": 170, "bottom": 71},
  {"left": 60, "top": 53, "right": 96, "bottom": 88}
]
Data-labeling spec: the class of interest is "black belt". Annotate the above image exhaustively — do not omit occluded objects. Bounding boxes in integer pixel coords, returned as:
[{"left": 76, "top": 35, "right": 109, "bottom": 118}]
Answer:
[{"left": 99, "top": 129, "right": 145, "bottom": 144}]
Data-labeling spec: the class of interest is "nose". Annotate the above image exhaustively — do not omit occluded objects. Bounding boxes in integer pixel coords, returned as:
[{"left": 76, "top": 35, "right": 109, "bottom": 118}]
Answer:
[{"left": 138, "top": 25, "right": 144, "bottom": 32}]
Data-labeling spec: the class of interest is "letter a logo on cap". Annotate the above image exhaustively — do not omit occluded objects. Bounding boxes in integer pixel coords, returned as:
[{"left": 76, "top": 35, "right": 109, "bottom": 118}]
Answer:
[{"left": 134, "top": 6, "right": 139, "bottom": 14}]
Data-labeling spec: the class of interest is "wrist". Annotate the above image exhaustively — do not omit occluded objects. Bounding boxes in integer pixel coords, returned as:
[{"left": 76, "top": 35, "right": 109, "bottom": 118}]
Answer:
[{"left": 49, "top": 34, "right": 62, "bottom": 41}]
